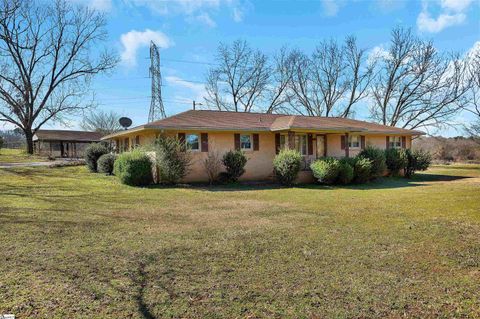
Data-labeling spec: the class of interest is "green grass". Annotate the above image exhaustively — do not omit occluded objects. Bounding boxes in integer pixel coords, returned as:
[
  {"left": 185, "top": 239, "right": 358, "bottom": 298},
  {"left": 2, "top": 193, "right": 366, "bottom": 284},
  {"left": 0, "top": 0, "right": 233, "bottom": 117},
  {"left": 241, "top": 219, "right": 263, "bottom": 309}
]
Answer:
[
  {"left": 0, "top": 148, "right": 47, "bottom": 163},
  {"left": 0, "top": 165, "right": 479, "bottom": 318}
]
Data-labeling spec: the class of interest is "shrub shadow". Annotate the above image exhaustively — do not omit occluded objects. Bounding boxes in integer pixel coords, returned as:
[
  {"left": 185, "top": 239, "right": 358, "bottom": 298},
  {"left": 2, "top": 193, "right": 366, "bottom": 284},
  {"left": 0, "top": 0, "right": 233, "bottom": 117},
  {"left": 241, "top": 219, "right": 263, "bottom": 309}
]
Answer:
[{"left": 156, "top": 172, "right": 473, "bottom": 192}]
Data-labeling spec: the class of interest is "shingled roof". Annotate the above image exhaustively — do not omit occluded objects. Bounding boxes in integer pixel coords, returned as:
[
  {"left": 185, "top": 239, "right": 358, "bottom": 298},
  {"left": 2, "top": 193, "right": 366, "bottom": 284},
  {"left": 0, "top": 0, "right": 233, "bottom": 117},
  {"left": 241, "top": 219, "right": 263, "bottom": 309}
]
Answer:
[
  {"left": 102, "top": 110, "right": 424, "bottom": 139},
  {"left": 33, "top": 130, "right": 103, "bottom": 142}
]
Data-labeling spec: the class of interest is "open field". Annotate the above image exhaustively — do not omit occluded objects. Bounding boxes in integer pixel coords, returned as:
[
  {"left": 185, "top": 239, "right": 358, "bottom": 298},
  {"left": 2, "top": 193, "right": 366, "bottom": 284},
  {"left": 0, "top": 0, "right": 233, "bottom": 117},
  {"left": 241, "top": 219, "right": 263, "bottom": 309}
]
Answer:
[
  {"left": 0, "top": 148, "right": 47, "bottom": 164},
  {"left": 0, "top": 164, "right": 479, "bottom": 318}
]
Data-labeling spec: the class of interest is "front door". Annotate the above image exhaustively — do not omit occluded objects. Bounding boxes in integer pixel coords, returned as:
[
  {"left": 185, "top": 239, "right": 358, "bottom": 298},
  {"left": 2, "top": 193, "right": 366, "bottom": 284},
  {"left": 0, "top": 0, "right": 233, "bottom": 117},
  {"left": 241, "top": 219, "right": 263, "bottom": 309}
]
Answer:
[{"left": 316, "top": 135, "right": 325, "bottom": 158}]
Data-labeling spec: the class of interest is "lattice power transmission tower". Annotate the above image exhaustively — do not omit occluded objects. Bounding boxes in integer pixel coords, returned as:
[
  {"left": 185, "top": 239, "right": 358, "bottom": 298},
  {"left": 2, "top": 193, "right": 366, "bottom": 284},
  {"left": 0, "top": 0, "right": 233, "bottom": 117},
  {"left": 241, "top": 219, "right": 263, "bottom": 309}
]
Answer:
[{"left": 148, "top": 41, "right": 166, "bottom": 122}]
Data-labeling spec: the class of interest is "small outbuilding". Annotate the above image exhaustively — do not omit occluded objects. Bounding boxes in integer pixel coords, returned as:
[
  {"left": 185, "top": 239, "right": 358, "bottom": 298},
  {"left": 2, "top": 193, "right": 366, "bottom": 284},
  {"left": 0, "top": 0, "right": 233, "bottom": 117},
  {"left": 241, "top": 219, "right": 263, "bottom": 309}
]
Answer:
[{"left": 33, "top": 130, "right": 103, "bottom": 158}]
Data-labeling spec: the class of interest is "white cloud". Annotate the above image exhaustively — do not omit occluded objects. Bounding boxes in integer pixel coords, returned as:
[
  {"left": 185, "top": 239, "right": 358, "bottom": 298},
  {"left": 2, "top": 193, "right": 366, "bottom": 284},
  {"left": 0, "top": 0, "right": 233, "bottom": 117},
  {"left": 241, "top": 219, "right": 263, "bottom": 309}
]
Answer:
[
  {"left": 68, "top": 0, "right": 112, "bottom": 12},
  {"left": 368, "top": 45, "right": 391, "bottom": 64},
  {"left": 232, "top": 7, "right": 244, "bottom": 22},
  {"left": 417, "top": 0, "right": 473, "bottom": 33},
  {"left": 417, "top": 11, "right": 466, "bottom": 33},
  {"left": 441, "top": 0, "right": 473, "bottom": 12},
  {"left": 126, "top": 0, "right": 220, "bottom": 15},
  {"left": 124, "top": 0, "right": 247, "bottom": 25},
  {"left": 321, "top": 0, "right": 341, "bottom": 16},
  {"left": 120, "top": 29, "right": 172, "bottom": 67},
  {"left": 188, "top": 13, "right": 217, "bottom": 28},
  {"left": 89, "top": 0, "right": 112, "bottom": 11},
  {"left": 165, "top": 76, "right": 206, "bottom": 102}
]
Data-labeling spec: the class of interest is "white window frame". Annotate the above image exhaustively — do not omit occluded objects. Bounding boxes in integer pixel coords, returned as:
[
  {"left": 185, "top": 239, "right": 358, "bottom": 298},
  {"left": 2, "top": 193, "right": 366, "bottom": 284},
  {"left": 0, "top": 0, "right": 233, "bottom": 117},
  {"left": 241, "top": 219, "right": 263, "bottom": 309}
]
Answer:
[
  {"left": 185, "top": 133, "right": 200, "bottom": 151},
  {"left": 295, "top": 134, "right": 308, "bottom": 156},
  {"left": 240, "top": 134, "right": 252, "bottom": 150},
  {"left": 348, "top": 135, "right": 360, "bottom": 149},
  {"left": 389, "top": 136, "right": 402, "bottom": 149}
]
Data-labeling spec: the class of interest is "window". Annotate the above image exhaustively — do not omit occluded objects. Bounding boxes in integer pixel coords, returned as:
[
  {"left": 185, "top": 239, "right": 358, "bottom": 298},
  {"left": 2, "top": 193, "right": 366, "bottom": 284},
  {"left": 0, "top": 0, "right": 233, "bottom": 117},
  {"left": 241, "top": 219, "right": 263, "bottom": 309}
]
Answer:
[
  {"left": 348, "top": 135, "right": 360, "bottom": 148},
  {"left": 186, "top": 134, "right": 199, "bottom": 151},
  {"left": 389, "top": 136, "right": 401, "bottom": 149},
  {"left": 279, "top": 134, "right": 287, "bottom": 150},
  {"left": 295, "top": 135, "right": 307, "bottom": 155},
  {"left": 240, "top": 134, "right": 252, "bottom": 150}
]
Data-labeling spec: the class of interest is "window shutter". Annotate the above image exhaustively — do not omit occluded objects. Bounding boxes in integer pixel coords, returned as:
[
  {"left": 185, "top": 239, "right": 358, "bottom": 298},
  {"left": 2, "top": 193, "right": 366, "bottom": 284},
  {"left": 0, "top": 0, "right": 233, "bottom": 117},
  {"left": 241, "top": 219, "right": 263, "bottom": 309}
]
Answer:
[
  {"left": 361, "top": 136, "right": 366, "bottom": 149},
  {"left": 401, "top": 136, "right": 406, "bottom": 149},
  {"left": 341, "top": 135, "right": 346, "bottom": 150},
  {"left": 386, "top": 136, "right": 390, "bottom": 149},
  {"left": 307, "top": 134, "right": 313, "bottom": 155},
  {"left": 234, "top": 133, "right": 240, "bottom": 151},
  {"left": 178, "top": 132, "right": 185, "bottom": 143},
  {"left": 253, "top": 133, "right": 259, "bottom": 151},
  {"left": 275, "top": 133, "right": 280, "bottom": 154},
  {"left": 178, "top": 133, "right": 186, "bottom": 151},
  {"left": 201, "top": 133, "right": 208, "bottom": 152}
]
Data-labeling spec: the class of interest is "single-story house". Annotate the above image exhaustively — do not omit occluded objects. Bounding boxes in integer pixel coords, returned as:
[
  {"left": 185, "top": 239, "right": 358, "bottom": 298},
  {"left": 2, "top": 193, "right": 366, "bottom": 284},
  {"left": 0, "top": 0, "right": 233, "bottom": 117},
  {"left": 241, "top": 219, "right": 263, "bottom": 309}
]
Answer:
[
  {"left": 101, "top": 110, "right": 424, "bottom": 183},
  {"left": 33, "top": 130, "right": 103, "bottom": 158}
]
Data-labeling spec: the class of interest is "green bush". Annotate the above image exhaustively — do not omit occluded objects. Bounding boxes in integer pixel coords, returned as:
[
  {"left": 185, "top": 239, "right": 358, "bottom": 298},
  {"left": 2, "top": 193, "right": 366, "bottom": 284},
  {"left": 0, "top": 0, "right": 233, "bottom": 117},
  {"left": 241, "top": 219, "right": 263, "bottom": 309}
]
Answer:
[
  {"left": 113, "top": 150, "right": 153, "bottom": 186},
  {"left": 337, "top": 159, "right": 354, "bottom": 184},
  {"left": 385, "top": 148, "right": 407, "bottom": 175},
  {"left": 401, "top": 149, "right": 432, "bottom": 178},
  {"left": 97, "top": 153, "right": 116, "bottom": 175},
  {"left": 150, "top": 136, "right": 192, "bottom": 184},
  {"left": 85, "top": 143, "right": 108, "bottom": 172},
  {"left": 273, "top": 149, "right": 302, "bottom": 186},
  {"left": 310, "top": 157, "right": 340, "bottom": 184},
  {"left": 0, "top": 136, "right": 3, "bottom": 149},
  {"left": 222, "top": 150, "right": 247, "bottom": 182},
  {"left": 351, "top": 156, "right": 372, "bottom": 183},
  {"left": 358, "top": 146, "right": 387, "bottom": 179}
]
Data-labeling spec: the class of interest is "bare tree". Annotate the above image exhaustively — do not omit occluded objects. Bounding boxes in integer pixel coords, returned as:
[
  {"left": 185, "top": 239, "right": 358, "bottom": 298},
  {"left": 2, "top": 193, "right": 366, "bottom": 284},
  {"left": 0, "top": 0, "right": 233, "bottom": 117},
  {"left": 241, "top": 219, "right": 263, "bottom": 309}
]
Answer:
[
  {"left": 265, "top": 47, "right": 295, "bottom": 113},
  {"left": 340, "top": 36, "right": 375, "bottom": 117},
  {"left": 287, "top": 37, "right": 373, "bottom": 117},
  {"left": 81, "top": 110, "right": 123, "bottom": 135},
  {"left": 463, "top": 49, "right": 480, "bottom": 140},
  {"left": 205, "top": 40, "right": 270, "bottom": 112},
  {"left": 370, "top": 27, "right": 472, "bottom": 131},
  {"left": 0, "top": 0, "right": 117, "bottom": 153},
  {"left": 287, "top": 49, "right": 324, "bottom": 116}
]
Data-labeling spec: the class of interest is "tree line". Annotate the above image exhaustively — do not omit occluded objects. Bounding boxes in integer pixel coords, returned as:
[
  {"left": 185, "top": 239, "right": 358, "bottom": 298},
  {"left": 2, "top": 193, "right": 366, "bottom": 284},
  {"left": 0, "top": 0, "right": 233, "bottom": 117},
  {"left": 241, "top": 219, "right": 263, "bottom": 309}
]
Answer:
[{"left": 205, "top": 28, "right": 479, "bottom": 133}]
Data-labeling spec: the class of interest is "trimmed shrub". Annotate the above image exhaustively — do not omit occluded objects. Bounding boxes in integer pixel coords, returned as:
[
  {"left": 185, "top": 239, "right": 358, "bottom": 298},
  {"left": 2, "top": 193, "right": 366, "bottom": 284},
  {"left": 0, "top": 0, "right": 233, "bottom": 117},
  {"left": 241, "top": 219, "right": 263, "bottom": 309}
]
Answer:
[
  {"left": 310, "top": 157, "right": 340, "bottom": 184},
  {"left": 337, "top": 159, "right": 354, "bottom": 184},
  {"left": 273, "top": 149, "right": 302, "bottom": 186},
  {"left": 222, "top": 150, "right": 247, "bottom": 182},
  {"left": 385, "top": 148, "right": 407, "bottom": 175},
  {"left": 203, "top": 151, "right": 222, "bottom": 184},
  {"left": 358, "top": 146, "right": 387, "bottom": 179},
  {"left": 151, "top": 136, "right": 192, "bottom": 184},
  {"left": 351, "top": 156, "right": 372, "bottom": 183},
  {"left": 113, "top": 150, "right": 153, "bottom": 186},
  {"left": 97, "top": 153, "right": 116, "bottom": 175},
  {"left": 85, "top": 143, "right": 108, "bottom": 172},
  {"left": 401, "top": 149, "right": 432, "bottom": 178}
]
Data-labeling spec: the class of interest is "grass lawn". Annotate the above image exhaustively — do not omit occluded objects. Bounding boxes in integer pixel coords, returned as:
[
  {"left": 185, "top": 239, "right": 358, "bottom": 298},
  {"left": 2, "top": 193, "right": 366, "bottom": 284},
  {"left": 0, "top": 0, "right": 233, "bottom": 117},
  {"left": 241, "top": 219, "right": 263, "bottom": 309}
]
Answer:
[
  {"left": 0, "top": 164, "right": 479, "bottom": 318},
  {"left": 0, "top": 148, "right": 47, "bottom": 163}
]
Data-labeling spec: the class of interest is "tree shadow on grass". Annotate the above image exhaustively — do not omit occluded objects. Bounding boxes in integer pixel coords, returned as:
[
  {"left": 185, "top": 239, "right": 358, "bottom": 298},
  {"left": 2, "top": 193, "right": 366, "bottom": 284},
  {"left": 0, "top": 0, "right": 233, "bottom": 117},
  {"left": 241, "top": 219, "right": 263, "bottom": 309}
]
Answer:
[{"left": 132, "top": 255, "right": 157, "bottom": 319}]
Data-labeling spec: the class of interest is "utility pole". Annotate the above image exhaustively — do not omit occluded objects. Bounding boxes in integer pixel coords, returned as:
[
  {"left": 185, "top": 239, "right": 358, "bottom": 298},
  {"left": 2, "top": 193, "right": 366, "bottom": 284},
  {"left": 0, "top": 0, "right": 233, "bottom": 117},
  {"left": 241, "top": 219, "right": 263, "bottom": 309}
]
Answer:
[
  {"left": 193, "top": 100, "right": 203, "bottom": 110},
  {"left": 148, "top": 41, "right": 166, "bottom": 122}
]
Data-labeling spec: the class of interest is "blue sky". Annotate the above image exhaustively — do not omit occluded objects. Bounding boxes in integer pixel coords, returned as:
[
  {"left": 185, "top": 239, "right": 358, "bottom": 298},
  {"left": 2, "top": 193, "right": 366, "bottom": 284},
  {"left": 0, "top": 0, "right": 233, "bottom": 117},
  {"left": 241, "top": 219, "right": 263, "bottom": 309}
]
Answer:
[{"left": 45, "top": 0, "right": 480, "bottom": 135}]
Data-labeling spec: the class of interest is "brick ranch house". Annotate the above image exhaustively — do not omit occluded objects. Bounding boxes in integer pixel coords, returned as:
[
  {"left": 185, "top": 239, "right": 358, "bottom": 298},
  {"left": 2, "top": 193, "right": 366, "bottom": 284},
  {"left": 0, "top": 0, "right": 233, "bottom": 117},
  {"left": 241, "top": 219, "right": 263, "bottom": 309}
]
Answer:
[{"left": 102, "top": 110, "right": 424, "bottom": 183}]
